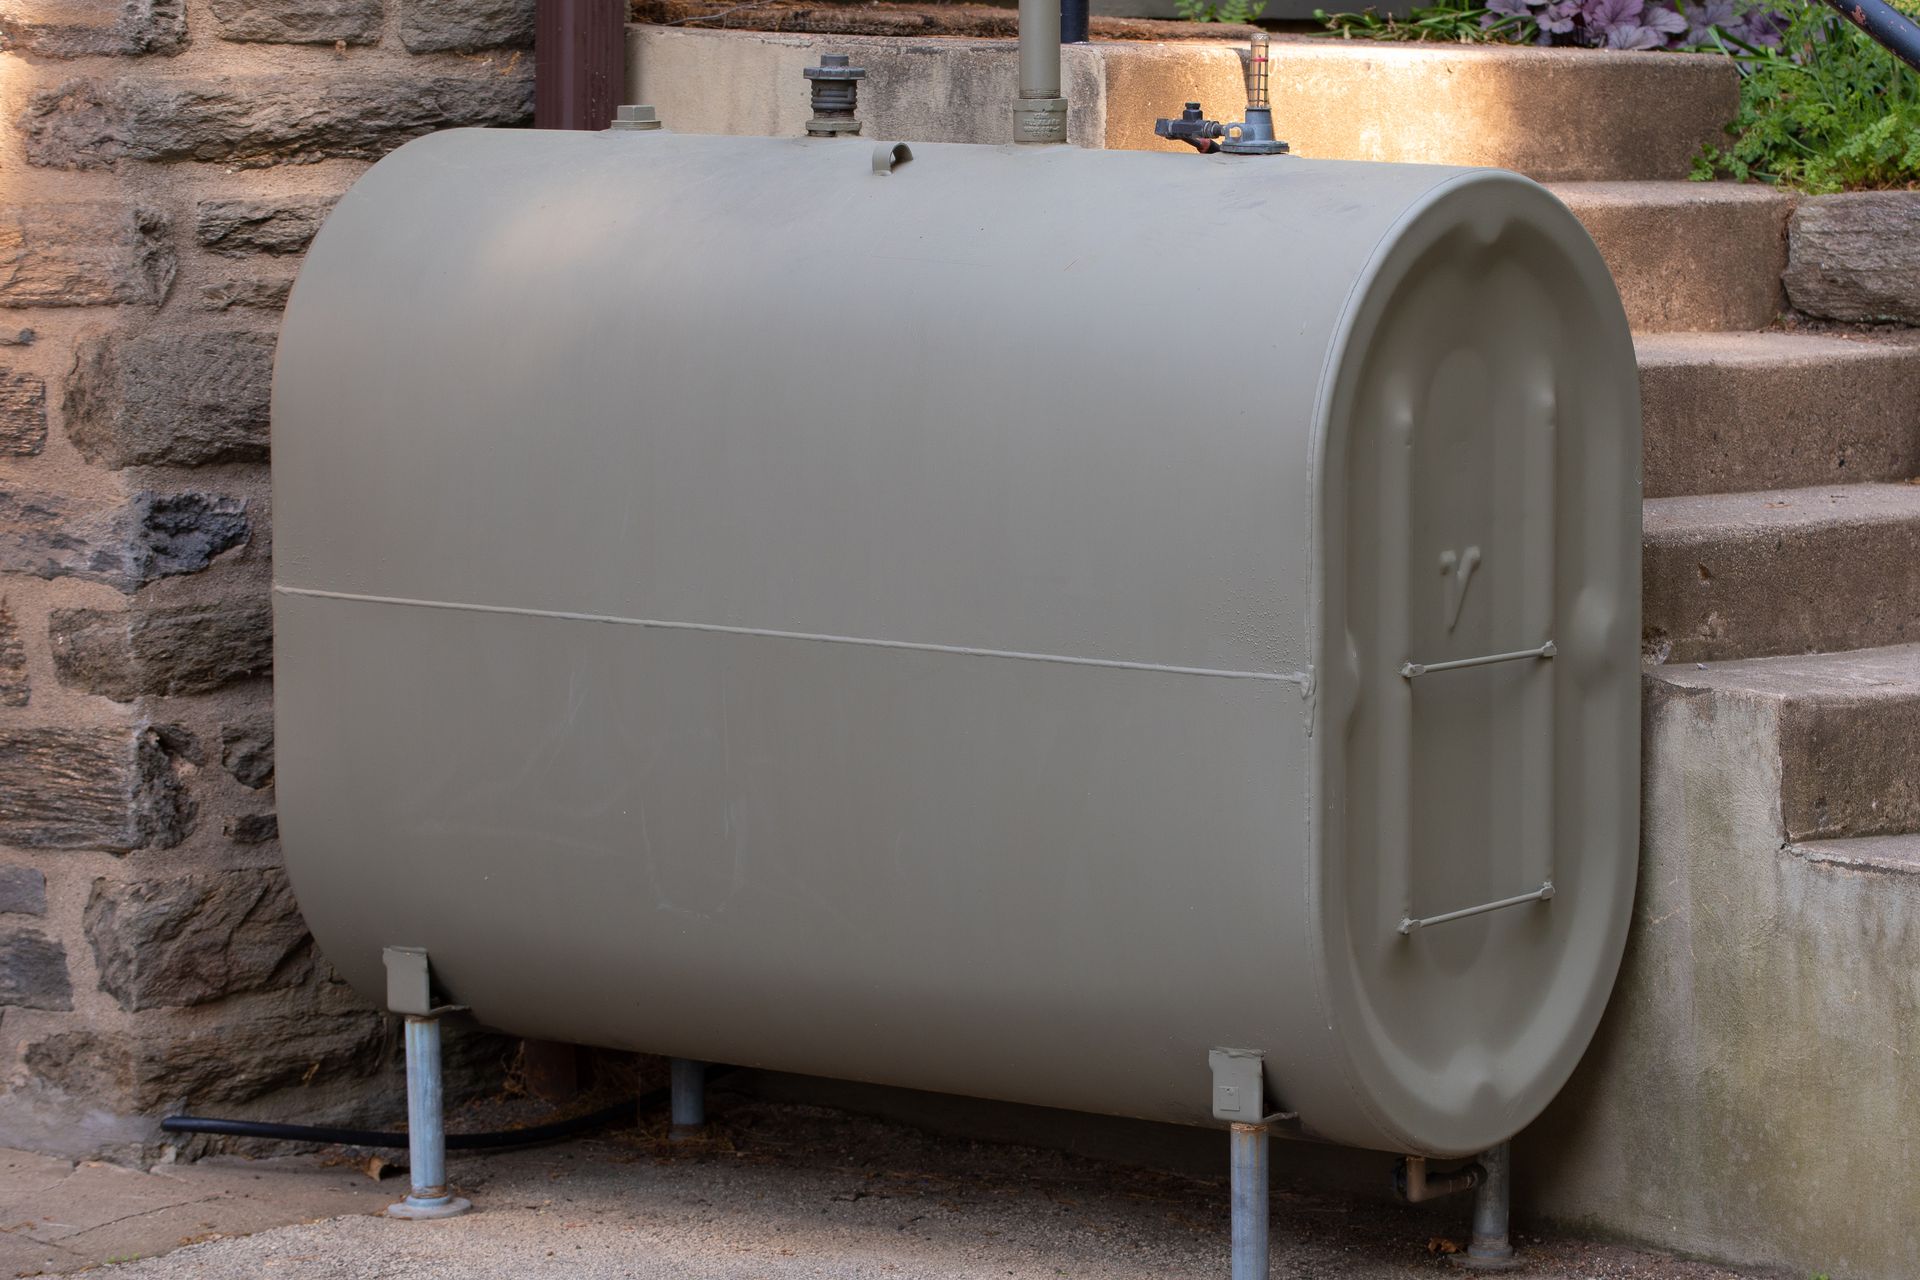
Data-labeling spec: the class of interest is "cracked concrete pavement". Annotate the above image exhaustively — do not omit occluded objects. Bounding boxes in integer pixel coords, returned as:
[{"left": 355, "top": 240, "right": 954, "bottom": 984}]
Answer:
[
  {"left": 1, "top": 1097, "right": 1782, "bottom": 1279},
  {"left": 0, "top": 1144, "right": 391, "bottom": 1275}
]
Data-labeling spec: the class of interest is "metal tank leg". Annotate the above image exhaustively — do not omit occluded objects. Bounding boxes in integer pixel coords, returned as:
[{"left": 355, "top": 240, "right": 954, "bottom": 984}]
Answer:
[
  {"left": 1209, "top": 1048, "right": 1280, "bottom": 1280},
  {"left": 669, "top": 1057, "right": 706, "bottom": 1142},
  {"left": 1229, "top": 1121, "right": 1270, "bottom": 1280},
  {"left": 387, "top": 1014, "right": 472, "bottom": 1219},
  {"left": 1452, "top": 1142, "right": 1520, "bottom": 1270}
]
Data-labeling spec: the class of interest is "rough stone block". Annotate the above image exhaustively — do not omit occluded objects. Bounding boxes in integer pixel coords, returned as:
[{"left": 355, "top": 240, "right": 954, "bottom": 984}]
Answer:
[
  {"left": 0, "top": 597, "right": 25, "bottom": 707},
  {"left": 0, "top": 929, "right": 71, "bottom": 1010},
  {"left": 22, "top": 65, "right": 535, "bottom": 169},
  {"left": 0, "top": 488, "right": 250, "bottom": 592},
  {"left": 0, "top": 330, "right": 33, "bottom": 346},
  {"left": 199, "top": 278, "right": 293, "bottom": 311},
  {"left": 225, "top": 811, "right": 278, "bottom": 843},
  {"left": 401, "top": 0, "right": 532, "bottom": 51},
  {"left": 1784, "top": 193, "right": 1920, "bottom": 327},
  {"left": 66, "top": 330, "right": 274, "bottom": 468},
  {"left": 0, "top": 203, "right": 174, "bottom": 307},
  {"left": 220, "top": 715, "right": 274, "bottom": 788},
  {"left": 0, "top": 866, "right": 47, "bottom": 916},
  {"left": 23, "top": 990, "right": 386, "bottom": 1109},
  {"left": 197, "top": 195, "right": 337, "bottom": 256},
  {"left": 0, "top": 371, "right": 47, "bottom": 457},
  {"left": 0, "top": 0, "right": 186, "bottom": 57},
  {"left": 85, "top": 869, "right": 312, "bottom": 1010},
  {"left": 210, "top": 0, "right": 381, "bottom": 43},
  {"left": 51, "top": 596, "right": 272, "bottom": 700},
  {"left": 0, "top": 724, "right": 195, "bottom": 850}
]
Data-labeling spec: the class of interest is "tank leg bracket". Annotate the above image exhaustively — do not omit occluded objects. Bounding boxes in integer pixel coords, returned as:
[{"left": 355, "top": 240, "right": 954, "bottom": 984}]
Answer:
[
  {"left": 383, "top": 947, "right": 472, "bottom": 1220},
  {"left": 1211, "top": 1049, "right": 1294, "bottom": 1280}
]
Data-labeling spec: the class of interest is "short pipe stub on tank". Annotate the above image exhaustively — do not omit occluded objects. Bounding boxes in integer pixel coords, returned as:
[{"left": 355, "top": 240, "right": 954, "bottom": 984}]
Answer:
[
  {"left": 805, "top": 54, "right": 866, "bottom": 137},
  {"left": 610, "top": 104, "right": 663, "bottom": 131}
]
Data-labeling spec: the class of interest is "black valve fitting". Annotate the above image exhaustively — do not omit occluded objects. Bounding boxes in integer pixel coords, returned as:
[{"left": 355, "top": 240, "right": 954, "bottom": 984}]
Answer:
[{"left": 1154, "top": 103, "right": 1226, "bottom": 153}]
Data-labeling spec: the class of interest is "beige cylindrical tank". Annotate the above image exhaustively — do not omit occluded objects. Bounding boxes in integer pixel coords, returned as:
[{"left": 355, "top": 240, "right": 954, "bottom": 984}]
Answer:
[{"left": 271, "top": 127, "right": 1640, "bottom": 1158}]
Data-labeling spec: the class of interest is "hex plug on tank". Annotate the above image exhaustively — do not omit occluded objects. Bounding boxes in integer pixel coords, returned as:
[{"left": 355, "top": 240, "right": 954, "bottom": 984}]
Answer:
[{"left": 804, "top": 54, "right": 866, "bottom": 137}]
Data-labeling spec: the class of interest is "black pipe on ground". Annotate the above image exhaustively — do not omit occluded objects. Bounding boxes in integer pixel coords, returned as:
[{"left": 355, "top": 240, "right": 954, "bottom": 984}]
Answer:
[{"left": 162, "top": 1067, "right": 735, "bottom": 1152}]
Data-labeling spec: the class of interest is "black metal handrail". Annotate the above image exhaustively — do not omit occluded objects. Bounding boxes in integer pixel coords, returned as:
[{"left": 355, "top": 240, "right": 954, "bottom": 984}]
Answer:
[{"left": 1819, "top": 0, "right": 1920, "bottom": 71}]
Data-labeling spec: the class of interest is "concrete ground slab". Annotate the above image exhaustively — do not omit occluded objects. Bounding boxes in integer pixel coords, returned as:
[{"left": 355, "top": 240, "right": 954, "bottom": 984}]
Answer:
[{"left": 16, "top": 1098, "right": 1774, "bottom": 1279}]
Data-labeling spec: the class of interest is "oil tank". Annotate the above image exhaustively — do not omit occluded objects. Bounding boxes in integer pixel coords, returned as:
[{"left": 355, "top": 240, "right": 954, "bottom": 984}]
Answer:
[{"left": 271, "top": 127, "right": 1641, "bottom": 1159}]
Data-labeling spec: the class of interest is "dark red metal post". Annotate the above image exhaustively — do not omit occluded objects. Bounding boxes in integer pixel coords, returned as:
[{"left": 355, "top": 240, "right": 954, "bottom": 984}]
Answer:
[{"left": 536, "top": 0, "right": 626, "bottom": 130}]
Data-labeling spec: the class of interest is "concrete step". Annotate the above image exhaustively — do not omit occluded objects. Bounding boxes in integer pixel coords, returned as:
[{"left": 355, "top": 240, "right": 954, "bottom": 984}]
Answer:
[
  {"left": 1643, "top": 482, "right": 1920, "bottom": 663},
  {"left": 1528, "top": 651, "right": 1920, "bottom": 1276},
  {"left": 1638, "top": 332, "right": 1920, "bottom": 499},
  {"left": 626, "top": 27, "right": 1740, "bottom": 181},
  {"left": 1552, "top": 182, "right": 1791, "bottom": 333},
  {"left": 1650, "top": 643, "right": 1920, "bottom": 840},
  {"left": 1259, "top": 39, "right": 1735, "bottom": 182}
]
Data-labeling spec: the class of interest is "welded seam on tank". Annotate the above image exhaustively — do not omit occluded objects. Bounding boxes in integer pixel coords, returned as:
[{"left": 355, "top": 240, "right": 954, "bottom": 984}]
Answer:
[{"left": 274, "top": 585, "right": 1314, "bottom": 686}]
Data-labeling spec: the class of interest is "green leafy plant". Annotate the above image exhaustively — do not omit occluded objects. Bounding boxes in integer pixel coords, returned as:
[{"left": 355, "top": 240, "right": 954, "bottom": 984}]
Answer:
[
  {"left": 1318, "top": 0, "right": 1527, "bottom": 41},
  {"left": 1175, "top": 0, "right": 1268, "bottom": 22},
  {"left": 1694, "top": 0, "right": 1920, "bottom": 191}
]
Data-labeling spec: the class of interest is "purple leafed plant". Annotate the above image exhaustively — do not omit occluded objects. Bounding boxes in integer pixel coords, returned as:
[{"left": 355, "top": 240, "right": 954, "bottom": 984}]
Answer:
[{"left": 1477, "top": 0, "right": 1786, "bottom": 49}]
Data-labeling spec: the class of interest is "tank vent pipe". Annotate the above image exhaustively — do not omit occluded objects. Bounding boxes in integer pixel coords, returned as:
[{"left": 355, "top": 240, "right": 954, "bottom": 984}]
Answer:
[
  {"left": 1013, "top": 0, "right": 1067, "bottom": 144},
  {"left": 805, "top": 54, "right": 866, "bottom": 137}
]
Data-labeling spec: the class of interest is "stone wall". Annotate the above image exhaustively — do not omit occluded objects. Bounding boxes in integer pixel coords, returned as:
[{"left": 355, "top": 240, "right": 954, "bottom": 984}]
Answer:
[{"left": 0, "top": 0, "right": 533, "bottom": 1157}]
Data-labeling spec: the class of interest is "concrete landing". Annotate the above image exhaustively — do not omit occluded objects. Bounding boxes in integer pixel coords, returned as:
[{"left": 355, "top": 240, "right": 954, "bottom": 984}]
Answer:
[
  {"left": 1, "top": 1098, "right": 1773, "bottom": 1279},
  {"left": 0, "top": 1146, "right": 390, "bottom": 1276}
]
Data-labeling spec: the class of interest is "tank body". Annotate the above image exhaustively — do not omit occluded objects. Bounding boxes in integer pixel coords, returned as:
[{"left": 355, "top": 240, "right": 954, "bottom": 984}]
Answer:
[{"left": 271, "top": 129, "right": 1641, "bottom": 1158}]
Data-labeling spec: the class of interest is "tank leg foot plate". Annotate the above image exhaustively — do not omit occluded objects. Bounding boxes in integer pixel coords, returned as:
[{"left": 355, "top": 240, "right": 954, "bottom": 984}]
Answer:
[
  {"left": 387, "top": 1195, "right": 473, "bottom": 1220},
  {"left": 1448, "top": 1248, "right": 1523, "bottom": 1270}
]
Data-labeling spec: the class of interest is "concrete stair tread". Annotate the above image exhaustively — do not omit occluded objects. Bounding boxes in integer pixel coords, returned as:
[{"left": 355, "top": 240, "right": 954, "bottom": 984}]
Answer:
[
  {"left": 1547, "top": 182, "right": 1790, "bottom": 333},
  {"left": 1651, "top": 643, "right": 1920, "bottom": 841},
  {"left": 1653, "top": 640, "right": 1920, "bottom": 699},
  {"left": 1646, "top": 480, "right": 1920, "bottom": 541},
  {"left": 1635, "top": 327, "right": 1920, "bottom": 367},
  {"left": 1636, "top": 331, "right": 1920, "bottom": 498},
  {"left": 1787, "top": 833, "right": 1920, "bottom": 877},
  {"left": 1550, "top": 178, "right": 1789, "bottom": 208}
]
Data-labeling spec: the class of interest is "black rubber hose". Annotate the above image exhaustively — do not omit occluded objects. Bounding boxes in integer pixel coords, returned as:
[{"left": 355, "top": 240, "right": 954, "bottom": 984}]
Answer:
[
  {"left": 161, "top": 1068, "right": 732, "bottom": 1150},
  {"left": 163, "top": 1090, "right": 657, "bottom": 1150},
  {"left": 1821, "top": 0, "right": 1920, "bottom": 72}
]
